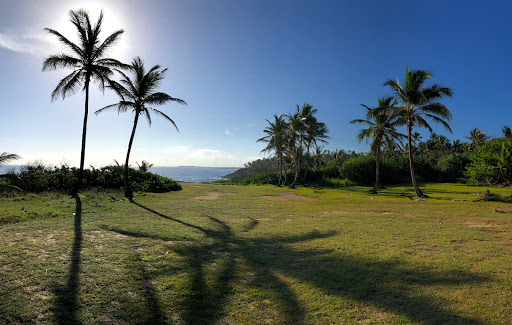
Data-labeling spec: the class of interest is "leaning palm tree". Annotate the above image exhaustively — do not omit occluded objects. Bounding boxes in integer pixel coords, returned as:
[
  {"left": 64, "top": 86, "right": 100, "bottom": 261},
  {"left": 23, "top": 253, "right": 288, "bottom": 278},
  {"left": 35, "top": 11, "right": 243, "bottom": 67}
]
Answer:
[
  {"left": 257, "top": 114, "right": 289, "bottom": 186},
  {"left": 95, "top": 57, "right": 186, "bottom": 198},
  {"left": 43, "top": 9, "right": 126, "bottom": 195},
  {"left": 350, "top": 96, "right": 405, "bottom": 193},
  {"left": 384, "top": 67, "right": 453, "bottom": 197}
]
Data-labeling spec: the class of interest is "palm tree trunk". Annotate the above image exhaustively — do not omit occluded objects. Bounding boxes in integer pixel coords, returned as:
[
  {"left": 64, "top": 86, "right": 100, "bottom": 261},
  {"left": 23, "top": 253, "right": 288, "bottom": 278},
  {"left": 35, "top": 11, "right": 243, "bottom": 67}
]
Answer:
[
  {"left": 124, "top": 112, "right": 140, "bottom": 198},
  {"left": 276, "top": 156, "right": 281, "bottom": 186},
  {"left": 407, "top": 124, "right": 423, "bottom": 197},
  {"left": 282, "top": 154, "right": 288, "bottom": 185},
  {"left": 290, "top": 147, "right": 300, "bottom": 188},
  {"left": 71, "top": 76, "right": 90, "bottom": 196},
  {"left": 371, "top": 146, "right": 381, "bottom": 194},
  {"left": 278, "top": 152, "right": 285, "bottom": 187}
]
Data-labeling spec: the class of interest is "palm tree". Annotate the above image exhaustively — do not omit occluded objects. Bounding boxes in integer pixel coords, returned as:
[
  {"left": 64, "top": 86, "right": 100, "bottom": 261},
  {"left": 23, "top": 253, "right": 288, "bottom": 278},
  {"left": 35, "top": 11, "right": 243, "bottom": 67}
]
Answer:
[
  {"left": 384, "top": 67, "right": 453, "bottom": 197},
  {"left": 43, "top": 9, "right": 126, "bottom": 195},
  {"left": 136, "top": 160, "right": 154, "bottom": 172},
  {"left": 286, "top": 112, "right": 307, "bottom": 189},
  {"left": 350, "top": 96, "right": 404, "bottom": 193},
  {"left": 257, "top": 114, "right": 289, "bottom": 186},
  {"left": 95, "top": 57, "right": 186, "bottom": 198},
  {"left": 297, "top": 104, "right": 329, "bottom": 163},
  {"left": 313, "top": 145, "right": 326, "bottom": 171},
  {"left": 502, "top": 126, "right": 512, "bottom": 141},
  {"left": 0, "top": 152, "right": 23, "bottom": 193},
  {"left": 451, "top": 139, "right": 464, "bottom": 153},
  {"left": 465, "top": 128, "right": 489, "bottom": 150}
]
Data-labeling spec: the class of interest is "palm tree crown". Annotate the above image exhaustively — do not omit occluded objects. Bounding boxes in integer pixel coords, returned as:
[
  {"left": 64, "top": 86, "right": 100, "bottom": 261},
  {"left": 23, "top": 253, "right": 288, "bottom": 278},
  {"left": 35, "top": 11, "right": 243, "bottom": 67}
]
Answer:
[{"left": 43, "top": 9, "right": 126, "bottom": 100}]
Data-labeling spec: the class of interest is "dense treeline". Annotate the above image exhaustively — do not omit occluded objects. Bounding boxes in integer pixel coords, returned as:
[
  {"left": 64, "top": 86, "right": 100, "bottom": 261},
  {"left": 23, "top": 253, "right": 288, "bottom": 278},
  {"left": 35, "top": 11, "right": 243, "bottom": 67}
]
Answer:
[{"left": 222, "top": 127, "right": 512, "bottom": 188}]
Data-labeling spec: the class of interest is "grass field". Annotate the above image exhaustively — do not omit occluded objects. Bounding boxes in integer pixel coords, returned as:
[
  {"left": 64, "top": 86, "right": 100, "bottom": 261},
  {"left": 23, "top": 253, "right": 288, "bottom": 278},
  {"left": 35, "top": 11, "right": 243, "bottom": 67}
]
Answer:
[{"left": 1, "top": 183, "right": 511, "bottom": 324}]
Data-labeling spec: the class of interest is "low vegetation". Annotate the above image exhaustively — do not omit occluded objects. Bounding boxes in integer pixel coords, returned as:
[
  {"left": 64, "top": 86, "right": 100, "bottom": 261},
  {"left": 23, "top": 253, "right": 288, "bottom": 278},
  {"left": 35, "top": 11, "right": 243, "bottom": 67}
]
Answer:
[
  {"left": 2, "top": 163, "right": 181, "bottom": 194},
  {"left": 1, "top": 183, "right": 511, "bottom": 324}
]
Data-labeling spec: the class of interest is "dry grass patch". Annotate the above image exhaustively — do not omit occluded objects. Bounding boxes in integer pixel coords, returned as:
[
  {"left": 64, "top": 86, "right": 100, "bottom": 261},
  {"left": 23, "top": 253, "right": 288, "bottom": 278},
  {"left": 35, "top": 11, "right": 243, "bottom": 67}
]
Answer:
[{"left": 260, "top": 192, "right": 317, "bottom": 201}]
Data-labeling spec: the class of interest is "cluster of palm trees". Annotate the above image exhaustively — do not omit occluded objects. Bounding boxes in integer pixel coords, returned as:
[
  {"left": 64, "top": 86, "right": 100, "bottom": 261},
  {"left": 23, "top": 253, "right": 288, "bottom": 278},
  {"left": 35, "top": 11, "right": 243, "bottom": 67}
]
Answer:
[
  {"left": 258, "top": 104, "right": 329, "bottom": 188},
  {"left": 43, "top": 9, "right": 186, "bottom": 198},
  {"left": 350, "top": 67, "right": 453, "bottom": 196}
]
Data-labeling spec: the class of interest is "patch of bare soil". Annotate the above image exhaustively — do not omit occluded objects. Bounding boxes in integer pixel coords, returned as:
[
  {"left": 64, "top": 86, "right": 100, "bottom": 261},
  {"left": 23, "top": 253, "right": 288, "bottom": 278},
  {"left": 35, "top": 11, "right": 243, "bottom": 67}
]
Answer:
[
  {"left": 193, "top": 192, "right": 231, "bottom": 200},
  {"left": 260, "top": 192, "right": 317, "bottom": 201},
  {"left": 465, "top": 220, "right": 501, "bottom": 228}
]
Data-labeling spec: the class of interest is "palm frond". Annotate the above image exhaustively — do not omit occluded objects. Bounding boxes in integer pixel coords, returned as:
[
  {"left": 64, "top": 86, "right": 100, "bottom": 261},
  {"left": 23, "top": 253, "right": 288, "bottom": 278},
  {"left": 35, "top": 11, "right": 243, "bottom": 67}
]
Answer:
[
  {"left": 145, "top": 92, "right": 187, "bottom": 106},
  {"left": 94, "top": 101, "right": 134, "bottom": 115},
  {"left": 42, "top": 53, "right": 81, "bottom": 71},
  {"left": 44, "top": 28, "right": 83, "bottom": 57},
  {"left": 415, "top": 116, "right": 433, "bottom": 132},
  {"left": 424, "top": 114, "right": 453, "bottom": 133},
  {"left": 0, "top": 153, "right": 21, "bottom": 164},
  {"left": 94, "top": 30, "right": 125, "bottom": 59},
  {"left": 50, "top": 70, "right": 83, "bottom": 101},
  {"left": 419, "top": 102, "right": 452, "bottom": 120},
  {"left": 147, "top": 108, "right": 179, "bottom": 132}
]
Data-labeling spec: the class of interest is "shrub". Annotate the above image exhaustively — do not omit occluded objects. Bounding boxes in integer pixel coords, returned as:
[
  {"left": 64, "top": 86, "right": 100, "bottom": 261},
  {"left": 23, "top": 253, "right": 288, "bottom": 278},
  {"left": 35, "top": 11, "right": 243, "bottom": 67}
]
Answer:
[
  {"left": 14, "top": 163, "right": 181, "bottom": 193},
  {"left": 464, "top": 158, "right": 500, "bottom": 185},
  {"left": 434, "top": 153, "right": 472, "bottom": 182}
]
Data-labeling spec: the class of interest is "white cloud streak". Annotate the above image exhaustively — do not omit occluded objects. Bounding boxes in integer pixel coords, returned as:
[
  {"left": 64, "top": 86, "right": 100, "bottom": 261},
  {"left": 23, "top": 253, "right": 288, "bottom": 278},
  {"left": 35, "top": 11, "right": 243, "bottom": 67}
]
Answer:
[
  {"left": 225, "top": 129, "right": 232, "bottom": 135},
  {"left": 0, "top": 31, "right": 55, "bottom": 56}
]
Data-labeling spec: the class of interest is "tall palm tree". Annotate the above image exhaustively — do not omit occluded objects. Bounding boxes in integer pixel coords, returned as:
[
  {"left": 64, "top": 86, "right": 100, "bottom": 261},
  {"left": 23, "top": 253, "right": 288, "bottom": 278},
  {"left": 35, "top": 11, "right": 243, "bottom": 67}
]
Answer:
[
  {"left": 286, "top": 112, "right": 307, "bottom": 189},
  {"left": 95, "top": 57, "right": 186, "bottom": 198},
  {"left": 384, "top": 67, "right": 453, "bottom": 197},
  {"left": 43, "top": 9, "right": 126, "bottom": 195},
  {"left": 350, "top": 96, "right": 404, "bottom": 193},
  {"left": 257, "top": 114, "right": 289, "bottom": 186}
]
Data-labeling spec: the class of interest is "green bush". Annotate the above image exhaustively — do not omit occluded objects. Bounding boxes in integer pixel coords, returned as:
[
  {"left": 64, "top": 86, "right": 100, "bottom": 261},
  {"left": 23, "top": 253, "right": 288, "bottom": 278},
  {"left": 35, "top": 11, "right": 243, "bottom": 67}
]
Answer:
[
  {"left": 464, "top": 158, "right": 500, "bottom": 185},
  {"left": 434, "top": 153, "right": 472, "bottom": 182},
  {"left": 14, "top": 163, "right": 181, "bottom": 193}
]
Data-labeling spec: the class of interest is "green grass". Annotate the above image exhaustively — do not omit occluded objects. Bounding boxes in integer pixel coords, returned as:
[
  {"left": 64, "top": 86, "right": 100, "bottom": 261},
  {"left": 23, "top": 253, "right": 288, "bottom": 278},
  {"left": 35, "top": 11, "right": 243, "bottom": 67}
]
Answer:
[{"left": 1, "top": 183, "right": 511, "bottom": 324}]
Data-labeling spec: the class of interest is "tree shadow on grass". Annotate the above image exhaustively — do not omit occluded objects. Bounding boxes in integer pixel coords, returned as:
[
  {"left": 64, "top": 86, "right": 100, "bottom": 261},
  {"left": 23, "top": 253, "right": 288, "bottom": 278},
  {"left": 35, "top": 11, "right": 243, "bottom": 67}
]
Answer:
[
  {"left": 52, "top": 195, "right": 82, "bottom": 324},
  {"left": 102, "top": 200, "right": 489, "bottom": 324}
]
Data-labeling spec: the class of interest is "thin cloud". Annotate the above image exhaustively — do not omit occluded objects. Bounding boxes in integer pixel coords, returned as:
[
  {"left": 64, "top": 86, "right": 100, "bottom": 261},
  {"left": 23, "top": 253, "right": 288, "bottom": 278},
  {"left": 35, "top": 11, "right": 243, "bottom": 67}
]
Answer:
[
  {"left": 0, "top": 31, "right": 54, "bottom": 56},
  {"left": 225, "top": 129, "right": 233, "bottom": 135},
  {"left": 0, "top": 33, "right": 35, "bottom": 54}
]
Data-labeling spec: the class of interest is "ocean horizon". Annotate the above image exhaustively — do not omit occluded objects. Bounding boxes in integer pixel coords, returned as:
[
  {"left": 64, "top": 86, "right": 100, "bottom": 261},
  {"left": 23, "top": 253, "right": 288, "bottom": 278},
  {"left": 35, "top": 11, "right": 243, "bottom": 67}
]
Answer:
[{"left": 0, "top": 165, "right": 240, "bottom": 183}]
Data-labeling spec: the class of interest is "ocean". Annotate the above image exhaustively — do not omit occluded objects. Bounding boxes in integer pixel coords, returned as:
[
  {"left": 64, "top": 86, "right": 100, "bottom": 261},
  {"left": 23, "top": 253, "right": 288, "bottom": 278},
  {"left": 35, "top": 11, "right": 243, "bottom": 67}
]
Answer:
[{"left": 0, "top": 165, "right": 239, "bottom": 183}]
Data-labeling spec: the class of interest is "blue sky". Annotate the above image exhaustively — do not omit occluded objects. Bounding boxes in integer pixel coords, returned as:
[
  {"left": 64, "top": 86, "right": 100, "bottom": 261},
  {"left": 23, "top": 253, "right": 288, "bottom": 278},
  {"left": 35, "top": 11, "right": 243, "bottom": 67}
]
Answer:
[{"left": 1, "top": 0, "right": 511, "bottom": 167}]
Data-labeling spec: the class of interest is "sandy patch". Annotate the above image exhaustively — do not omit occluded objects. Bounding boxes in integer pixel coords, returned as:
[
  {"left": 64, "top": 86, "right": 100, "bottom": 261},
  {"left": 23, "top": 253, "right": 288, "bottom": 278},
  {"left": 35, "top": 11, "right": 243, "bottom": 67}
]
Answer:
[
  {"left": 260, "top": 192, "right": 317, "bottom": 201},
  {"left": 465, "top": 220, "right": 500, "bottom": 228}
]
